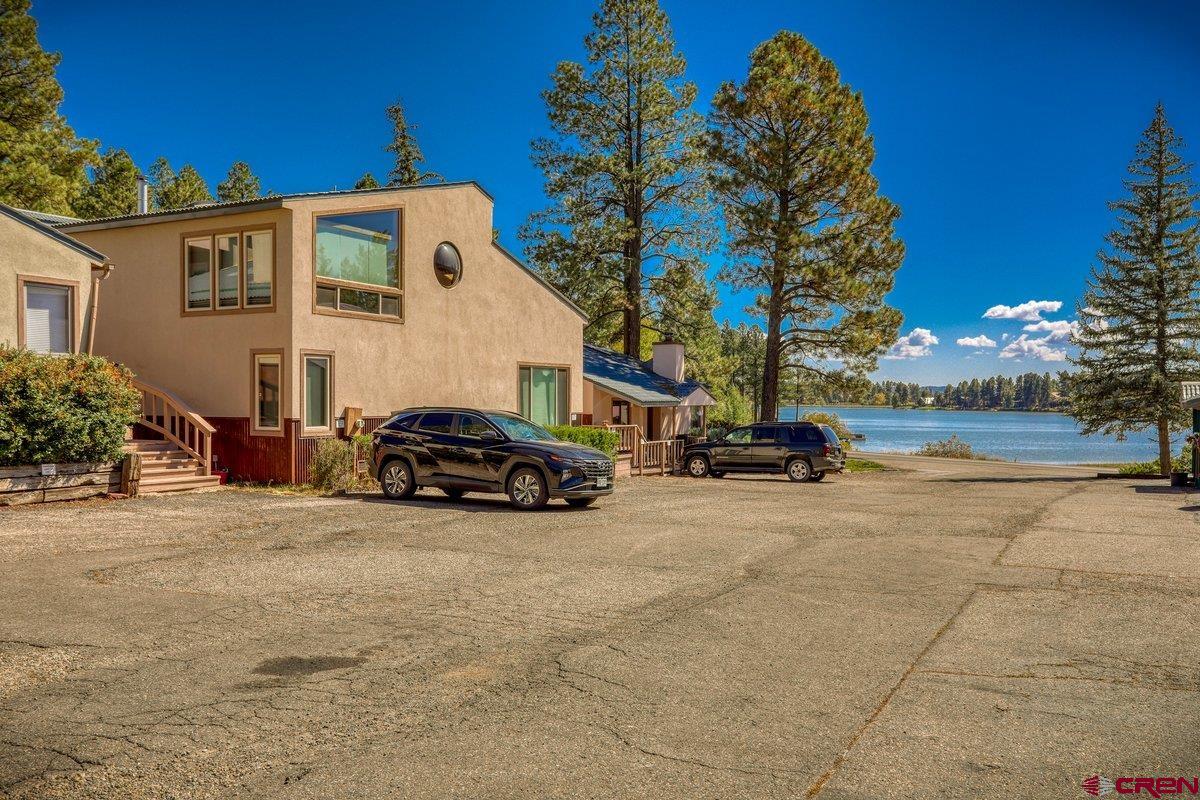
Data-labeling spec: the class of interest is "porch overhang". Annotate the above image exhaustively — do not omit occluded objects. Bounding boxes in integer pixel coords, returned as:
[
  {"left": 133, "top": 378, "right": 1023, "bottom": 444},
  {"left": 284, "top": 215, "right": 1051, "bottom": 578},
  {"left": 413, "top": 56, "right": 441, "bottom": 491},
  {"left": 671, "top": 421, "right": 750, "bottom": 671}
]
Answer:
[
  {"left": 583, "top": 375, "right": 680, "bottom": 407},
  {"left": 1183, "top": 383, "right": 1200, "bottom": 410}
]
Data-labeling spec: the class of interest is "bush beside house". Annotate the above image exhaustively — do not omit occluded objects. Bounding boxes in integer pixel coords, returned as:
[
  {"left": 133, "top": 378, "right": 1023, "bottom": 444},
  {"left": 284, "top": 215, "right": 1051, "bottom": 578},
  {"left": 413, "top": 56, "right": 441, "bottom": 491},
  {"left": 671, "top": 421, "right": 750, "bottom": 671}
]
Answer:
[
  {"left": 0, "top": 348, "right": 140, "bottom": 467},
  {"left": 548, "top": 425, "right": 620, "bottom": 460}
]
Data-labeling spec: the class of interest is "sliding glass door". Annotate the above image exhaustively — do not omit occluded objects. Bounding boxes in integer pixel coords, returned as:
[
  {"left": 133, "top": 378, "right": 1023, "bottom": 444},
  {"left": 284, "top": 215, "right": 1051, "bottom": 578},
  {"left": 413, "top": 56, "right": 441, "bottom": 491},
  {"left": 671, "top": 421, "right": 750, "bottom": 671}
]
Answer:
[{"left": 519, "top": 366, "right": 568, "bottom": 427}]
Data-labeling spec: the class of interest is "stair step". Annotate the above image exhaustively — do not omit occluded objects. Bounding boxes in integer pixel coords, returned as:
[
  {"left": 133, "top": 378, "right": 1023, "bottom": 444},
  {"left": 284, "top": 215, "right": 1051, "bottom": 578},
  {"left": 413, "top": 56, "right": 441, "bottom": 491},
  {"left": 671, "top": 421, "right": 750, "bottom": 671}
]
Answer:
[
  {"left": 138, "top": 473, "right": 222, "bottom": 493},
  {"left": 141, "top": 462, "right": 202, "bottom": 477}
]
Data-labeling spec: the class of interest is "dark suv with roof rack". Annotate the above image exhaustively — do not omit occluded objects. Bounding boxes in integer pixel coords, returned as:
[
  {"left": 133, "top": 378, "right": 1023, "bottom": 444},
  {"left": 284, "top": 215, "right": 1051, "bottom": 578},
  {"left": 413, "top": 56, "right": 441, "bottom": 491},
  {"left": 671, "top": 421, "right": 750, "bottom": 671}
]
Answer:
[
  {"left": 682, "top": 421, "right": 845, "bottom": 482},
  {"left": 368, "top": 407, "right": 614, "bottom": 510}
]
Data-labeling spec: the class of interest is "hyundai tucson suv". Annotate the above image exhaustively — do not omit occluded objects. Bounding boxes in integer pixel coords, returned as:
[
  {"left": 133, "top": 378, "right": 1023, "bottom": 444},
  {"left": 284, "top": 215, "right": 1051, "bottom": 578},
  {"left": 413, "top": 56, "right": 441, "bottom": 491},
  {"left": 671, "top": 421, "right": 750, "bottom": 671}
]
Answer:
[
  {"left": 369, "top": 408, "right": 615, "bottom": 510},
  {"left": 682, "top": 421, "right": 845, "bottom": 482}
]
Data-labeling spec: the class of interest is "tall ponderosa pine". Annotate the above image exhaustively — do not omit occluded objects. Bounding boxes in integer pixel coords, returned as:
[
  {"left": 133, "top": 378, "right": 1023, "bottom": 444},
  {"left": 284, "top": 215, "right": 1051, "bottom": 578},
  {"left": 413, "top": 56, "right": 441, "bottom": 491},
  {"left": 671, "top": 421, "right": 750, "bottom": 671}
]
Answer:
[
  {"left": 522, "top": 0, "right": 715, "bottom": 358},
  {"left": 0, "top": 0, "right": 94, "bottom": 213},
  {"left": 385, "top": 99, "right": 439, "bottom": 186},
  {"left": 149, "top": 157, "right": 212, "bottom": 210},
  {"left": 706, "top": 32, "right": 904, "bottom": 421},
  {"left": 216, "top": 161, "right": 261, "bottom": 202},
  {"left": 74, "top": 148, "right": 140, "bottom": 219},
  {"left": 1071, "top": 105, "right": 1200, "bottom": 475}
]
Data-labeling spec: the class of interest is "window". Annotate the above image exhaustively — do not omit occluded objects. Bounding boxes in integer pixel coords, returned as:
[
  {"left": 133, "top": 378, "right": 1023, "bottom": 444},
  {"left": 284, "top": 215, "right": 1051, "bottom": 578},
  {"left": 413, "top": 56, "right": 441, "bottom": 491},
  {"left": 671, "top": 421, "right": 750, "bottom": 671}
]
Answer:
[
  {"left": 253, "top": 352, "right": 282, "bottom": 433},
  {"left": 725, "top": 427, "right": 751, "bottom": 444},
  {"left": 21, "top": 280, "right": 74, "bottom": 354},
  {"left": 314, "top": 209, "right": 402, "bottom": 319},
  {"left": 518, "top": 366, "right": 568, "bottom": 427},
  {"left": 789, "top": 425, "right": 824, "bottom": 443},
  {"left": 458, "top": 414, "right": 495, "bottom": 438},
  {"left": 381, "top": 412, "right": 420, "bottom": 431},
  {"left": 302, "top": 354, "right": 333, "bottom": 433},
  {"left": 434, "top": 242, "right": 462, "bottom": 288},
  {"left": 418, "top": 412, "right": 454, "bottom": 434},
  {"left": 752, "top": 426, "right": 779, "bottom": 442},
  {"left": 183, "top": 227, "right": 273, "bottom": 312}
]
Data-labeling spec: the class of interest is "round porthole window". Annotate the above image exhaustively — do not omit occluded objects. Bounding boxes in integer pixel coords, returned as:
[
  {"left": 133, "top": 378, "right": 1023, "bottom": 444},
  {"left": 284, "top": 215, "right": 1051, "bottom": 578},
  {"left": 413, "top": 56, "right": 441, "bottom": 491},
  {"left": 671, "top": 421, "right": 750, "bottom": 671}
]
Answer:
[{"left": 434, "top": 242, "right": 462, "bottom": 288}]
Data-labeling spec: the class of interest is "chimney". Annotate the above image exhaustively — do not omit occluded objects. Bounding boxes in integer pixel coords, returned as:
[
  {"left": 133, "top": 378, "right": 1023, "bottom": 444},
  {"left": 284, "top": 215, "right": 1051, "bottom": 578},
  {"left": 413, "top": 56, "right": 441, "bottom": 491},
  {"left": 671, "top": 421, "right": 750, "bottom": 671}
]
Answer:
[
  {"left": 651, "top": 339, "right": 685, "bottom": 383},
  {"left": 136, "top": 175, "right": 150, "bottom": 214}
]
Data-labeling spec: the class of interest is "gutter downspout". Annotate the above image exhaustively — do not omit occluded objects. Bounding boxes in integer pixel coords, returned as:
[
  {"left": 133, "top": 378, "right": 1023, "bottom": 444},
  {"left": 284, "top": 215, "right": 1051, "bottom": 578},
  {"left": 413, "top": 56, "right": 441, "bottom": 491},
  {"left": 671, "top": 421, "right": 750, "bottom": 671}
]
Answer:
[{"left": 86, "top": 261, "right": 114, "bottom": 355}]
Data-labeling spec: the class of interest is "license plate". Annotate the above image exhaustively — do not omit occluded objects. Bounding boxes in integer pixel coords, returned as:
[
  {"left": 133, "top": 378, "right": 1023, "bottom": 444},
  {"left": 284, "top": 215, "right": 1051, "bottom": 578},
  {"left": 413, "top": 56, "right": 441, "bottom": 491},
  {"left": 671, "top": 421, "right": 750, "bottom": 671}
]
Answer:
[{"left": 595, "top": 477, "right": 609, "bottom": 488}]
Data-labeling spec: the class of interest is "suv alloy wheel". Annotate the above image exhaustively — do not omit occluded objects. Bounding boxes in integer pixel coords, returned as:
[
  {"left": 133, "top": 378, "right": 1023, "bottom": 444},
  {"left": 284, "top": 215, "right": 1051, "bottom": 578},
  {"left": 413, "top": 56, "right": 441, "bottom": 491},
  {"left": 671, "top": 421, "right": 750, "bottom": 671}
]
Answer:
[
  {"left": 786, "top": 458, "right": 811, "bottom": 483},
  {"left": 507, "top": 467, "right": 549, "bottom": 510},
  {"left": 381, "top": 459, "right": 416, "bottom": 499},
  {"left": 686, "top": 454, "right": 710, "bottom": 478}
]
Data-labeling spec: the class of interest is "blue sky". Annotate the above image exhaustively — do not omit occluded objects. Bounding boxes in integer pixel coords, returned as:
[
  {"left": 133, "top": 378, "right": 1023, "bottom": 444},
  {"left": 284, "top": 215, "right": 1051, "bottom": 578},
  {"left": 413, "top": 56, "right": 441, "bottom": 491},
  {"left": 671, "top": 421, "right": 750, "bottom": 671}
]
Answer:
[{"left": 36, "top": 0, "right": 1200, "bottom": 385}]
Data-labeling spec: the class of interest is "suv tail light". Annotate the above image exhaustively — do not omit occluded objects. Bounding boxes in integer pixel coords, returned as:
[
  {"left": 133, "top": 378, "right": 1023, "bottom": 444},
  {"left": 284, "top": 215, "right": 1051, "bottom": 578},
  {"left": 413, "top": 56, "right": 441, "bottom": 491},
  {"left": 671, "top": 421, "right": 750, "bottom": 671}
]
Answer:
[{"left": 823, "top": 444, "right": 832, "bottom": 456}]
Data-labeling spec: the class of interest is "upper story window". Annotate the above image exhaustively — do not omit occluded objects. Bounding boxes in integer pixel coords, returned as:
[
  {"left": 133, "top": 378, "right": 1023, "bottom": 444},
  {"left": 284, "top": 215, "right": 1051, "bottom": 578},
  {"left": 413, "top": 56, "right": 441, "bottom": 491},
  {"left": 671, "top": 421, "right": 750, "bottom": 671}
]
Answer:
[
  {"left": 314, "top": 209, "right": 402, "bottom": 320},
  {"left": 434, "top": 242, "right": 461, "bottom": 288},
  {"left": 183, "top": 227, "right": 274, "bottom": 313}
]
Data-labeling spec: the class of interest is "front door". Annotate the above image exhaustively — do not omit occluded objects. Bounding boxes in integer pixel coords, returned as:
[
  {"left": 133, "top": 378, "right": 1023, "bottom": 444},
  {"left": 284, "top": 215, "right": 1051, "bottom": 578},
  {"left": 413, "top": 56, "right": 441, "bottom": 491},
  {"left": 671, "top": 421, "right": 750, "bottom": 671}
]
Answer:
[{"left": 711, "top": 426, "right": 754, "bottom": 468}]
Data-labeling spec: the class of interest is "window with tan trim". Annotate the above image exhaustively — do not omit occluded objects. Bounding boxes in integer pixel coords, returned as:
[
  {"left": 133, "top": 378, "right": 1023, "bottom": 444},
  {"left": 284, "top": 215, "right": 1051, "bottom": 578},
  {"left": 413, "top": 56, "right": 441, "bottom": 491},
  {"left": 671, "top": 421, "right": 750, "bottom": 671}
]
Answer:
[
  {"left": 313, "top": 209, "right": 402, "bottom": 320},
  {"left": 251, "top": 350, "right": 283, "bottom": 435},
  {"left": 301, "top": 352, "right": 334, "bottom": 436},
  {"left": 18, "top": 276, "right": 78, "bottom": 354},
  {"left": 183, "top": 226, "right": 274, "bottom": 313}
]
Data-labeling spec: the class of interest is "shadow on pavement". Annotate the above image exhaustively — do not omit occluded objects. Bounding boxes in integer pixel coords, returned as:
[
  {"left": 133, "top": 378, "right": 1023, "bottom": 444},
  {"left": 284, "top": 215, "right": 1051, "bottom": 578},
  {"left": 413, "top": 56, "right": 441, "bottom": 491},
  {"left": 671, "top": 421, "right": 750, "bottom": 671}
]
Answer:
[
  {"left": 351, "top": 493, "right": 591, "bottom": 513},
  {"left": 931, "top": 476, "right": 1090, "bottom": 484}
]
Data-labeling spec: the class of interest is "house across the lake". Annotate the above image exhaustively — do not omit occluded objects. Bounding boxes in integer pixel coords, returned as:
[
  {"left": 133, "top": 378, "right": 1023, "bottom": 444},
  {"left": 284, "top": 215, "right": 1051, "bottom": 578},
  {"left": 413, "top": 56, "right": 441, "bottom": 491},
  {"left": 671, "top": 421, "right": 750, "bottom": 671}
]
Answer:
[{"left": 56, "top": 182, "right": 588, "bottom": 484}]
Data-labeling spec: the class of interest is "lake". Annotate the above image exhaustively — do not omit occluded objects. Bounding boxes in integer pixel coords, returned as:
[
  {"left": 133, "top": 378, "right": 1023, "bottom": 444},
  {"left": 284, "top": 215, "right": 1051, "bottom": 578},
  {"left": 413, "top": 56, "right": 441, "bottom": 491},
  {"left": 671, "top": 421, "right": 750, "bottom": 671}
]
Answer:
[{"left": 777, "top": 406, "right": 1179, "bottom": 464}]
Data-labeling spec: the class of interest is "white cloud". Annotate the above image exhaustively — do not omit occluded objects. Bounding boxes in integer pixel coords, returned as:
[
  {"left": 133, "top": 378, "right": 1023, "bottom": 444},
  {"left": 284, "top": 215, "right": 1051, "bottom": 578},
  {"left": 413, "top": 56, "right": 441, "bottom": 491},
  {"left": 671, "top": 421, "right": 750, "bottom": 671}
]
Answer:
[
  {"left": 1002, "top": 333, "right": 1011, "bottom": 341},
  {"left": 884, "top": 327, "right": 939, "bottom": 359},
  {"left": 1022, "top": 319, "right": 1079, "bottom": 342},
  {"left": 955, "top": 334, "right": 997, "bottom": 348},
  {"left": 999, "top": 334, "right": 1067, "bottom": 362},
  {"left": 982, "top": 300, "right": 1063, "bottom": 322}
]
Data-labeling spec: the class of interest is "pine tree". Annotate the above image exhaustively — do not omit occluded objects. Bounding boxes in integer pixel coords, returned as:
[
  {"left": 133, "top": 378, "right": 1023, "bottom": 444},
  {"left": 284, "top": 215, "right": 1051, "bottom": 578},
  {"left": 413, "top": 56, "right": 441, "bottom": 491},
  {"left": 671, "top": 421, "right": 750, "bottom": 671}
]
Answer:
[
  {"left": 216, "top": 161, "right": 261, "bottom": 202},
  {"left": 354, "top": 172, "right": 381, "bottom": 189},
  {"left": 705, "top": 32, "right": 904, "bottom": 421},
  {"left": 74, "top": 147, "right": 140, "bottom": 219},
  {"left": 384, "top": 99, "right": 439, "bottom": 186},
  {"left": 0, "top": 0, "right": 95, "bottom": 213},
  {"left": 149, "top": 158, "right": 212, "bottom": 210},
  {"left": 1071, "top": 105, "right": 1200, "bottom": 475},
  {"left": 521, "top": 0, "right": 715, "bottom": 358}
]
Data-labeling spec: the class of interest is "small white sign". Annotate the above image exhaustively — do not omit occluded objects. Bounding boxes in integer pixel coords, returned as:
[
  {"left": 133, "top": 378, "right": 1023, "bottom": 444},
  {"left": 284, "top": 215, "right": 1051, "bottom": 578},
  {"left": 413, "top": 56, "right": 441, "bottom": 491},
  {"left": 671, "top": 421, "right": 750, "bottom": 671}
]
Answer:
[{"left": 40, "top": 464, "right": 57, "bottom": 477}]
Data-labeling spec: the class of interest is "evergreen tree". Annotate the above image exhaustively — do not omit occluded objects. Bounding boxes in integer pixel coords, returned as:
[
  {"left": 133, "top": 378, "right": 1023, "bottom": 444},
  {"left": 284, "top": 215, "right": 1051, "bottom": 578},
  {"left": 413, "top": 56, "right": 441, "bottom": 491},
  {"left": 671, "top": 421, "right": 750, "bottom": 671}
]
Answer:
[
  {"left": 149, "top": 158, "right": 213, "bottom": 210},
  {"left": 0, "top": 0, "right": 95, "bottom": 213},
  {"left": 74, "top": 147, "right": 139, "bottom": 219},
  {"left": 384, "top": 98, "right": 439, "bottom": 186},
  {"left": 1071, "top": 105, "right": 1200, "bottom": 475},
  {"left": 521, "top": 0, "right": 715, "bottom": 357},
  {"left": 216, "top": 160, "right": 261, "bottom": 202},
  {"left": 706, "top": 32, "right": 904, "bottom": 421},
  {"left": 354, "top": 172, "right": 381, "bottom": 189}
]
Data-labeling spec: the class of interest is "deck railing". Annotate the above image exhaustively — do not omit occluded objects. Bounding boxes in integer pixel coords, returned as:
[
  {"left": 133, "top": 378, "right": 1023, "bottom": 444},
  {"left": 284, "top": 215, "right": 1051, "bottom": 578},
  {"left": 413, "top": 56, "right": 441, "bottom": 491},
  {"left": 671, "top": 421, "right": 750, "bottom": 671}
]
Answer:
[
  {"left": 603, "top": 423, "right": 642, "bottom": 454},
  {"left": 131, "top": 379, "right": 215, "bottom": 475},
  {"left": 638, "top": 438, "right": 685, "bottom": 475}
]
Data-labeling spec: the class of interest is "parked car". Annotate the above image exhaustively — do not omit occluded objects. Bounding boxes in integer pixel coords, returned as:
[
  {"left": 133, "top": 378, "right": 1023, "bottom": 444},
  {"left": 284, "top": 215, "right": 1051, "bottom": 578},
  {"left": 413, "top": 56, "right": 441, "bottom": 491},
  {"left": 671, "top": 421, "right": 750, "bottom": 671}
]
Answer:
[
  {"left": 682, "top": 421, "right": 845, "bottom": 482},
  {"left": 369, "top": 407, "right": 615, "bottom": 510}
]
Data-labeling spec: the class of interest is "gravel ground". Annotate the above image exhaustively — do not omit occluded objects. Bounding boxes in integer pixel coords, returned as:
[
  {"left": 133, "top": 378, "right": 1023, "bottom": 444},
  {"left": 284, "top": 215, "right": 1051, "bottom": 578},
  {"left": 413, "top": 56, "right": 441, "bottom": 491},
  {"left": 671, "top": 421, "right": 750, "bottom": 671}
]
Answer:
[{"left": 1, "top": 462, "right": 1197, "bottom": 799}]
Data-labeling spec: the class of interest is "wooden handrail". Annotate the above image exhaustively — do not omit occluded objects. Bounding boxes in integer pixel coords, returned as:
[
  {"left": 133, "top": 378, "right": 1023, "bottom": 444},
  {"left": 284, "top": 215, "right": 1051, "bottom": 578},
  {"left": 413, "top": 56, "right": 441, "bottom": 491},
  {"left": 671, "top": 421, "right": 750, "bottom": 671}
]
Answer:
[
  {"left": 637, "top": 438, "right": 684, "bottom": 476},
  {"left": 130, "top": 378, "right": 215, "bottom": 476}
]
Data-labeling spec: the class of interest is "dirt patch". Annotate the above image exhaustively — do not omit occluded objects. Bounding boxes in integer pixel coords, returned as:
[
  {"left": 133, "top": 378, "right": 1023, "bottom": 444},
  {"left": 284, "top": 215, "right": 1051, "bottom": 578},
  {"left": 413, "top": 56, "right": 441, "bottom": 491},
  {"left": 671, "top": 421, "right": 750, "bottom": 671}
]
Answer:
[{"left": 252, "top": 655, "right": 365, "bottom": 677}]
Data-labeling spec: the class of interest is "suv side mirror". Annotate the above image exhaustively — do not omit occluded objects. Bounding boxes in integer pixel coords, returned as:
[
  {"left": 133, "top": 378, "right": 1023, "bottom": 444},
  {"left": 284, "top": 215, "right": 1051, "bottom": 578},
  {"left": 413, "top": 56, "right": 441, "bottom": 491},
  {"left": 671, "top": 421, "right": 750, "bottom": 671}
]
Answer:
[{"left": 479, "top": 429, "right": 500, "bottom": 441}]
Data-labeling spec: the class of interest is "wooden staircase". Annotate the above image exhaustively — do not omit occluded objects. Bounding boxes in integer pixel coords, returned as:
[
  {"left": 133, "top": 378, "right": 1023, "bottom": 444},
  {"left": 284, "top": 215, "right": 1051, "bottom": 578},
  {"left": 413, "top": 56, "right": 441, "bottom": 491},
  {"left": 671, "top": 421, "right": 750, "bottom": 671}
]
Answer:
[{"left": 123, "top": 438, "right": 221, "bottom": 493}]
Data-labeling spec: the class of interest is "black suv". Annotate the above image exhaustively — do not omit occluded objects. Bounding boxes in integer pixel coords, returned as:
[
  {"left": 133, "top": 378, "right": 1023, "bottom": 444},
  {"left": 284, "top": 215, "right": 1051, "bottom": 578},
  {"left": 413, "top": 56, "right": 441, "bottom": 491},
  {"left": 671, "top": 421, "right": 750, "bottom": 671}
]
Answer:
[
  {"left": 682, "top": 421, "right": 845, "bottom": 482},
  {"left": 368, "top": 408, "right": 615, "bottom": 510}
]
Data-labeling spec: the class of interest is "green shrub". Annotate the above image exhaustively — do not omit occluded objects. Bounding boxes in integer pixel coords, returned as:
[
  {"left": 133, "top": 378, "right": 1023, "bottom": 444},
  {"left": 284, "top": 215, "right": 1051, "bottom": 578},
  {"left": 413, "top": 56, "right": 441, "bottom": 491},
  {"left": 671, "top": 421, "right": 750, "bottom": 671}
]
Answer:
[
  {"left": 0, "top": 348, "right": 140, "bottom": 467},
  {"left": 914, "top": 434, "right": 989, "bottom": 460},
  {"left": 802, "top": 411, "right": 854, "bottom": 450},
  {"left": 709, "top": 385, "right": 753, "bottom": 430},
  {"left": 547, "top": 425, "right": 620, "bottom": 460},
  {"left": 1118, "top": 443, "right": 1193, "bottom": 475},
  {"left": 309, "top": 438, "right": 355, "bottom": 491}
]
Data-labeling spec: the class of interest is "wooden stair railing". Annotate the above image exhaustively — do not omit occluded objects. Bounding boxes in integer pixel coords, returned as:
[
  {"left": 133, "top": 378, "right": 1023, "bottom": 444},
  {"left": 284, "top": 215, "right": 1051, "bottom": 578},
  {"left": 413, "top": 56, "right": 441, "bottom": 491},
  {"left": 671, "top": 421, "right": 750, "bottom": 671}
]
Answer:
[
  {"left": 130, "top": 379, "right": 215, "bottom": 476},
  {"left": 638, "top": 438, "right": 685, "bottom": 476}
]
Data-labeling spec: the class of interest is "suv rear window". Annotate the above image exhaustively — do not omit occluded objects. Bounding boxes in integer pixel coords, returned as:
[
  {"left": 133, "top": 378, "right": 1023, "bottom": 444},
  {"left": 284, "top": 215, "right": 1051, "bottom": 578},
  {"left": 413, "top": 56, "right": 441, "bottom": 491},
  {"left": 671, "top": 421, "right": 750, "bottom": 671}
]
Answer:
[
  {"left": 788, "top": 425, "right": 824, "bottom": 443},
  {"left": 417, "top": 412, "right": 454, "bottom": 434},
  {"left": 819, "top": 426, "right": 841, "bottom": 445},
  {"left": 382, "top": 412, "right": 419, "bottom": 430}
]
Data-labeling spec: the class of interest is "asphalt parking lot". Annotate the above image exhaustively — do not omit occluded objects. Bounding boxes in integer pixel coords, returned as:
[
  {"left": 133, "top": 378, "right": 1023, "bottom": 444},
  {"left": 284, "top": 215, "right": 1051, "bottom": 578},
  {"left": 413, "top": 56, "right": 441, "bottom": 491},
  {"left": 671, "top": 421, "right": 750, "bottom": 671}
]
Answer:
[{"left": 1, "top": 460, "right": 1197, "bottom": 799}]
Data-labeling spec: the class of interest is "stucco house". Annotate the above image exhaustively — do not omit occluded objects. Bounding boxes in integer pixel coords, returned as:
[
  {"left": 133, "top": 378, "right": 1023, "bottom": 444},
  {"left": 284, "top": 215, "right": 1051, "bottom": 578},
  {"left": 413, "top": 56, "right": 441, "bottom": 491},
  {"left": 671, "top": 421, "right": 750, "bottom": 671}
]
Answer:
[
  {"left": 56, "top": 182, "right": 588, "bottom": 484},
  {"left": 582, "top": 341, "right": 715, "bottom": 462},
  {"left": 0, "top": 204, "right": 113, "bottom": 356}
]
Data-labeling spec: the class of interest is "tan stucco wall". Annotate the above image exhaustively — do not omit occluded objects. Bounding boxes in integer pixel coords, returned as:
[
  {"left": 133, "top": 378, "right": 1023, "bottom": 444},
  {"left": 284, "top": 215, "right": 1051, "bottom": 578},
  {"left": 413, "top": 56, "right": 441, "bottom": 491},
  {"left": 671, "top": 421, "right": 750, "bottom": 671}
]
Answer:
[
  {"left": 0, "top": 214, "right": 98, "bottom": 353},
  {"left": 67, "top": 185, "right": 584, "bottom": 423},
  {"left": 68, "top": 209, "right": 292, "bottom": 417},
  {"left": 284, "top": 186, "right": 583, "bottom": 420},
  {"left": 586, "top": 382, "right": 700, "bottom": 440}
]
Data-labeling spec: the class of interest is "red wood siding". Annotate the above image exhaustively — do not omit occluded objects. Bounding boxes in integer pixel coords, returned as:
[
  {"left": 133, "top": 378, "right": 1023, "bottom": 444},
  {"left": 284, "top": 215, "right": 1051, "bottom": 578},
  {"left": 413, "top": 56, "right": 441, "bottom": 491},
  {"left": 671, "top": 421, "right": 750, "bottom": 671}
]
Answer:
[{"left": 209, "top": 417, "right": 296, "bottom": 484}]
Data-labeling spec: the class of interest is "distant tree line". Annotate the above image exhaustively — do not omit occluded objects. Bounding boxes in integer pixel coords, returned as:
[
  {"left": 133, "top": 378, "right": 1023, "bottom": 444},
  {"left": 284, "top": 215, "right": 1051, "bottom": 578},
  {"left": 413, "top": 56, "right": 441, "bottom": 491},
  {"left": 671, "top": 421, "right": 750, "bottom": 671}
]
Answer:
[{"left": 792, "top": 372, "right": 1069, "bottom": 411}]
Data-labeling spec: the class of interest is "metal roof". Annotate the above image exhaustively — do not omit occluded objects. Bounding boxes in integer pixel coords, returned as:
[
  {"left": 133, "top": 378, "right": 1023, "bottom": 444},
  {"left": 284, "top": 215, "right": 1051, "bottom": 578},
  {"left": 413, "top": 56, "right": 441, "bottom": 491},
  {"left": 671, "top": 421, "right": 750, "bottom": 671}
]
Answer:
[
  {"left": 55, "top": 181, "right": 493, "bottom": 232},
  {"left": 1, "top": 204, "right": 108, "bottom": 263},
  {"left": 583, "top": 343, "right": 713, "bottom": 407},
  {"left": 16, "top": 208, "right": 81, "bottom": 225}
]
